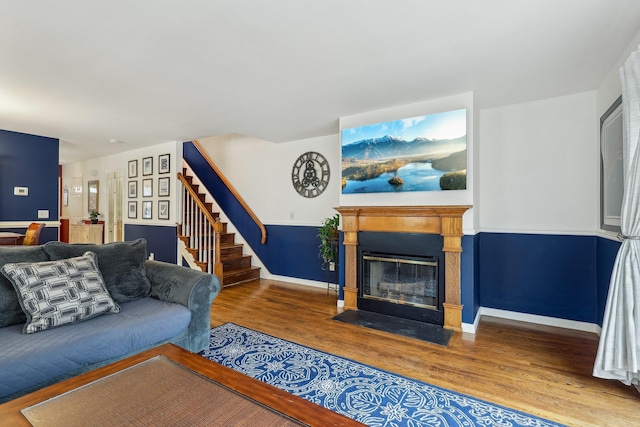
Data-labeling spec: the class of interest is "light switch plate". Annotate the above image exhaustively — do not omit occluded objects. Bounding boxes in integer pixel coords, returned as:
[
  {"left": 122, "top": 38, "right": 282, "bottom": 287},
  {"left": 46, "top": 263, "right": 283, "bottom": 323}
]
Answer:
[{"left": 14, "top": 187, "right": 28, "bottom": 196}]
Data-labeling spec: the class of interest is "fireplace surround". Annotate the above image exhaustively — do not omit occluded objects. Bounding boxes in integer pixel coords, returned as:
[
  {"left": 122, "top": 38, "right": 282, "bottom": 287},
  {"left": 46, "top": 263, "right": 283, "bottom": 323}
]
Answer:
[{"left": 335, "top": 205, "right": 471, "bottom": 331}]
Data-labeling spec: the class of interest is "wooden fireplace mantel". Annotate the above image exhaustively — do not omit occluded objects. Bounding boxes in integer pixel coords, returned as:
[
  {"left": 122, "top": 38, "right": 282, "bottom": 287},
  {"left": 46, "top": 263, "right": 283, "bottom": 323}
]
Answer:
[{"left": 335, "top": 205, "right": 471, "bottom": 331}]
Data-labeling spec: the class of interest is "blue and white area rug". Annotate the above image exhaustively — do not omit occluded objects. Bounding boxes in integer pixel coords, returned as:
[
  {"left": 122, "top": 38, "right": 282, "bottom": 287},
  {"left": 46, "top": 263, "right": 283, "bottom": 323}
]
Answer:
[{"left": 201, "top": 323, "right": 564, "bottom": 427}]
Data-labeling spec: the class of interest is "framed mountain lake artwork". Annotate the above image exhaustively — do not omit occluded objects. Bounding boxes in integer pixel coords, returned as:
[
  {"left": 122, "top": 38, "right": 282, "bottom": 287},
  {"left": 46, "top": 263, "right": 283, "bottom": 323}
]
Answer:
[{"left": 341, "top": 108, "right": 467, "bottom": 194}]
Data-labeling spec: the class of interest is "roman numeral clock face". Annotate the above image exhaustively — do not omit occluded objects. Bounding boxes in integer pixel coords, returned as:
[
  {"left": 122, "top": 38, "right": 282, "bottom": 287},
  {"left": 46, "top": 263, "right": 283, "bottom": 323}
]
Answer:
[{"left": 291, "top": 151, "right": 330, "bottom": 198}]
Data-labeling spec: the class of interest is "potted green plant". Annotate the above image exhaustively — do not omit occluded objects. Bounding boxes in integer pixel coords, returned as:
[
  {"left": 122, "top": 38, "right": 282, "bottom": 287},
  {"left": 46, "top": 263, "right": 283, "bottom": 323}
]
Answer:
[
  {"left": 317, "top": 214, "right": 340, "bottom": 271},
  {"left": 89, "top": 210, "right": 101, "bottom": 224}
]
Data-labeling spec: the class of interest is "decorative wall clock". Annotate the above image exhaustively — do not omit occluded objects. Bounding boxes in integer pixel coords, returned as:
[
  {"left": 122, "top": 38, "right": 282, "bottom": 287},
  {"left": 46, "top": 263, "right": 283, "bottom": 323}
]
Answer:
[{"left": 291, "top": 151, "right": 330, "bottom": 198}]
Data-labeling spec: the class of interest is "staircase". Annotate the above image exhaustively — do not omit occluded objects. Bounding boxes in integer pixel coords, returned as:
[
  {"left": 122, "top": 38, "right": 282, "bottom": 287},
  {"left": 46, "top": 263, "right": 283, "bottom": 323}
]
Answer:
[{"left": 178, "top": 168, "right": 261, "bottom": 287}]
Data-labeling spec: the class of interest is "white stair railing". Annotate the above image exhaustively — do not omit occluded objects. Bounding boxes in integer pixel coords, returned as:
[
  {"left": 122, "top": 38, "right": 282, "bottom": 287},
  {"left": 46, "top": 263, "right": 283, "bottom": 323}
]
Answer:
[{"left": 177, "top": 172, "right": 223, "bottom": 276}]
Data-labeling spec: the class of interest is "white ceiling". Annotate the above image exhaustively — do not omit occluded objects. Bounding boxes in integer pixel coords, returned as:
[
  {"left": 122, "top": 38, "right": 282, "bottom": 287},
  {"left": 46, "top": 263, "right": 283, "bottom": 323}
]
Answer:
[{"left": 1, "top": 1, "right": 639, "bottom": 163}]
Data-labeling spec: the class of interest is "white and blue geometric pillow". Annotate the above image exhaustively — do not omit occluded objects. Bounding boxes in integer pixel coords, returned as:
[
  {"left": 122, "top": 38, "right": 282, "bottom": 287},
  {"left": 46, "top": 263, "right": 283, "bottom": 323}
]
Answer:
[{"left": 0, "top": 251, "right": 120, "bottom": 334}]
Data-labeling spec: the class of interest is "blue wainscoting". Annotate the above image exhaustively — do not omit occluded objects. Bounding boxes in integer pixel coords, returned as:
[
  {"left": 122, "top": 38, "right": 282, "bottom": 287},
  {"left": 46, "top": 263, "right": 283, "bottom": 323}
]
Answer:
[
  {"left": 461, "top": 234, "right": 479, "bottom": 325},
  {"left": 0, "top": 129, "right": 59, "bottom": 222},
  {"left": 124, "top": 224, "right": 177, "bottom": 263},
  {"left": 596, "top": 236, "right": 621, "bottom": 326},
  {"left": 262, "top": 224, "right": 336, "bottom": 283},
  {"left": 478, "top": 232, "right": 598, "bottom": 323}
]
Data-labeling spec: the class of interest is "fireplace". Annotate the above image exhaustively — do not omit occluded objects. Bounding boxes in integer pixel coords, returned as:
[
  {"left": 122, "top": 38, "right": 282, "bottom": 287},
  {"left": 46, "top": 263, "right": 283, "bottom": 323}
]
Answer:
[
  {"left": 358, "top": 232, "right": 445, "bottom": 325},
  {"left": 335, "top": 205, "right": 471, "bottom": 331}
]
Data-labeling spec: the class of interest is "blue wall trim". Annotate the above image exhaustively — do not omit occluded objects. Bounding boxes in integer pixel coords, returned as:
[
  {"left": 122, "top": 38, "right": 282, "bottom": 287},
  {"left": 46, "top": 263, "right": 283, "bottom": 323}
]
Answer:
[
  {"left": 478, "top": 232, "right": 597, "bottom": 323},
  {"left": 0, "top": 129, "right": 58, "bottom": 222},
  {"left": 183, "top": 141, "right": 330, "bottom": 282},
  {"left": 124, "top": 224, "right": 177, "bottom": 263}
]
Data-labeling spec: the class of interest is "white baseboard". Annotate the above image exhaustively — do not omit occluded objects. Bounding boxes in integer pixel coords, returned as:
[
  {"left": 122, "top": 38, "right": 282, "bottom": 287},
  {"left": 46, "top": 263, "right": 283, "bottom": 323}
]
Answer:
[
  {"left": 461, "top": 310, "right": 482, "bottom": 334},
  {"left": 478, "top": 307, "right": 601, "bottom": 334},
  {"left": 337, "top": 299, "right": 345, "bottom": 308}
]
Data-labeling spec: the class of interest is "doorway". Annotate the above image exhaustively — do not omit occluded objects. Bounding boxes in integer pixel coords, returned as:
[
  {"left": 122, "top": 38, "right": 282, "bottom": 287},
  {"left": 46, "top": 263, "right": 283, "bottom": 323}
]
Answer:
[{"left": 106, "top": 173, "right": 123, "bottom": 243}]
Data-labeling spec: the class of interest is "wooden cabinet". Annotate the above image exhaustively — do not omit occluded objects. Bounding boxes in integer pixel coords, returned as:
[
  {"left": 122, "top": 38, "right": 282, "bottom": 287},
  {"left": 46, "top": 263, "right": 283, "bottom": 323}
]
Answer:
[{"left": 69, "top": 224, "right": 104, "bottom": 244}]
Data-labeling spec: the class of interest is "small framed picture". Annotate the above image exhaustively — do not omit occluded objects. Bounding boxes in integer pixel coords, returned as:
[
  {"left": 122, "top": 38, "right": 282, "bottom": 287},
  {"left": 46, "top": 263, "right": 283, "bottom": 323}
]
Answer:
[
  {"left": 128, "top": 160, "right": 138, "bottom": 178},
  {"left": 142, "top": 201, "right": 152, "bottom": 219},
  {"left": 158, "top": 177, "right": 170, "bottom": 197},
  {"left": 158, "top": 200, "right": 170, "bottom": 220},
  {"left": 142, "top": 157, "right": 153, "bottom": 176},
  {"left": 128, "top": 180, "right": 137, "bottom": 198},
  {"left": 159, "top": 153, "right": 170, "bottom": 174},
  {"left": 142, "top": 179, "right": 153, "bottom": 197},
  {"left": 128, "top": 201, "right": 137, "bottom": 219}
]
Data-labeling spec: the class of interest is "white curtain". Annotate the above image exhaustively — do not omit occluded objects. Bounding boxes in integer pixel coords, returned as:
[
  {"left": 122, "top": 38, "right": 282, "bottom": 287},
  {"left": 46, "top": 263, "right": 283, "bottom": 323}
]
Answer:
[{"left": 594, "top": 46, "right": 640, "bottom": 391}]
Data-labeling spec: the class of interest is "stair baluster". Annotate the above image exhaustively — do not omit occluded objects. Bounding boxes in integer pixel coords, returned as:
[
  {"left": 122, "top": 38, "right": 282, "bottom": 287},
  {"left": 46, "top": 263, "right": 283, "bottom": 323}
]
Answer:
[{"left": 177, "top": 170, "right": 261, "bottom": 286}]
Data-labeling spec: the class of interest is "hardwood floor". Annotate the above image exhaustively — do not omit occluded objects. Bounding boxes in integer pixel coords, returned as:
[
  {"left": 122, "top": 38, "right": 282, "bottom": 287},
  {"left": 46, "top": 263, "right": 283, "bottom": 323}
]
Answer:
[{"left": 210, "top": 279, "right": 639, "bottom": 427}]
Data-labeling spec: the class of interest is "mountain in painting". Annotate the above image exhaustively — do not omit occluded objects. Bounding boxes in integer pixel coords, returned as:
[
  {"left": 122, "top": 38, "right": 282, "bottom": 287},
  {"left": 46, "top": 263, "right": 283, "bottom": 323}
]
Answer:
[{"left": 342, "top": 135, "right": 466, "bottom": 160}]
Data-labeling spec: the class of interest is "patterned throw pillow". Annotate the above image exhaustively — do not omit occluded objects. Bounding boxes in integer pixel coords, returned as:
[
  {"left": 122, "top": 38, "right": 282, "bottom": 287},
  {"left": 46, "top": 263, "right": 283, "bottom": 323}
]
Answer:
[{"left": 0, "top": 251, "right": 120, "bottom": 334}]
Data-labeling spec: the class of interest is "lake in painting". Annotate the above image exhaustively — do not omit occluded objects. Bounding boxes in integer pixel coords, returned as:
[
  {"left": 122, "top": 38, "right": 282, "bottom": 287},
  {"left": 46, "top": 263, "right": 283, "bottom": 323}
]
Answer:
[{"left": 342, "top": 162, "right": 446, "bottom": 194}]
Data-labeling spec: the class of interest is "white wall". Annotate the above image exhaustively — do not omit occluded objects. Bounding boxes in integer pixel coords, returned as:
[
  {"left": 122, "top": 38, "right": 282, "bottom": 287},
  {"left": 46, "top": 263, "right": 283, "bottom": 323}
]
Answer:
[
  {"left": 478, "top": 91, "right": 598, "bottom": 234},
  {"left": 597, "top": 28, "right": 640, "bottom": 117},
  {"left": 198, "top": 133, "right": 341, "bottom": 226},
  {"left": 62, "top": 141, "right": 182, "bottom": 229},
  {"left": 338, "top": 92, "right": 476, "bottom": 232}
]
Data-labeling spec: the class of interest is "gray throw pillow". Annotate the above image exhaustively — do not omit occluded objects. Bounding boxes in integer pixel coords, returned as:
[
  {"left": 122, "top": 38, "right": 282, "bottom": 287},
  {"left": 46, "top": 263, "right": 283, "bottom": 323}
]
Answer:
[
  {"left": 1, "top": 251, "right": 120, "bottom": 334},
  {"left": 43, "top": 239, "right": 152, "bottom": 303},
  {"left": 0, "top": 246, "right": 49, "bottom": 327}
]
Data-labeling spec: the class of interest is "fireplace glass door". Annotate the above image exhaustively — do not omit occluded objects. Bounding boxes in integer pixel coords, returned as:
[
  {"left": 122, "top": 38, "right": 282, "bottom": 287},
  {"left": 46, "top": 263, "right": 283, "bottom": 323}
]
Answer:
[{"left": 361, "top": 253, "right": 438, "bottom": 310}]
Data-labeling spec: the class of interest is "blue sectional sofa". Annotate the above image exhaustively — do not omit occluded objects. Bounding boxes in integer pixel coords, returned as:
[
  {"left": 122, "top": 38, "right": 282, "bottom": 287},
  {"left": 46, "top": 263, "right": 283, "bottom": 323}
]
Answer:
[{"left": 0, "top": 239, "right": 220, "bottom": 403}]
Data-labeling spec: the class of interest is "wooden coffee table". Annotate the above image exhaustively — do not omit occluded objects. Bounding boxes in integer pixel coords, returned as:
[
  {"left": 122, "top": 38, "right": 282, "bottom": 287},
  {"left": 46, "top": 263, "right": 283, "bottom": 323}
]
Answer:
[{"left": 0, "top": 343, "right": 362, "bottom": 426}]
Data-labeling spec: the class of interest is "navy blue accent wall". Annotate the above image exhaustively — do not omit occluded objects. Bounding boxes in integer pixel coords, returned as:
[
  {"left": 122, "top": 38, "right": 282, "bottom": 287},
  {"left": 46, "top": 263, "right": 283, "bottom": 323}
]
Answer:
[
  {"left": 0, "top": 129, "right": 58, "bottom": 222},
  {"left": 39, "top": 227, "right": 58, "bottom": 244},
  {"left": 461, "top": 234, "right": 479, "bottom": 324},
  {"left": 262, "top": 224, "right": 332, "bottom": 282},
  {"left": 124, "top": 224, "right": 177, "bottom": 263},
  {"left": 596, "top": 237, "right": 620, "bottom": 326},
  {"left": 478, "top": 232, "right": 597, "bottom": 323},
  {"left": 183, "top": 141, "right": 328, "bottom": 282}
]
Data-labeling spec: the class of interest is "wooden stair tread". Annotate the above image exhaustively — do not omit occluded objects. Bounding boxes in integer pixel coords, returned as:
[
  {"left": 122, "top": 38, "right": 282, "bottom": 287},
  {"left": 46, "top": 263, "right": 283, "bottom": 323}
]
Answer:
[{"left": 222, "top": 266, "right": 261, "bottom": 287}]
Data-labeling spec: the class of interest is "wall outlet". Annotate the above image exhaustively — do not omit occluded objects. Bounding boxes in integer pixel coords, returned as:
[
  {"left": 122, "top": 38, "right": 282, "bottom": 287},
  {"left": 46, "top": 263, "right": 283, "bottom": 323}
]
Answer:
[
  {"left": 329, "top": 262, "right": 336, "bottom": 271},
  {"left": 289, "top": 211, "right": 295, "bottom": 220},
  {"left": 37, "top": 210, "right": 49, "bottom": 219}
]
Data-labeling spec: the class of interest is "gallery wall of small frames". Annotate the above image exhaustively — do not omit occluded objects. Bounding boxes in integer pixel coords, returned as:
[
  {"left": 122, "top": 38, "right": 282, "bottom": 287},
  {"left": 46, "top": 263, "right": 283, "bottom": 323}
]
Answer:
[{"left": 127, "top": 153, "right": 171, "bottom": 220}]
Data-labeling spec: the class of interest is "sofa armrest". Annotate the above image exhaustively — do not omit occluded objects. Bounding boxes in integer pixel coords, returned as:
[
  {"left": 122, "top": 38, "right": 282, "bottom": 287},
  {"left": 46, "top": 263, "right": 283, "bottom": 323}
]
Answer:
[{"left": 144, "top": 260, "right": 221, "bottom": 352}]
